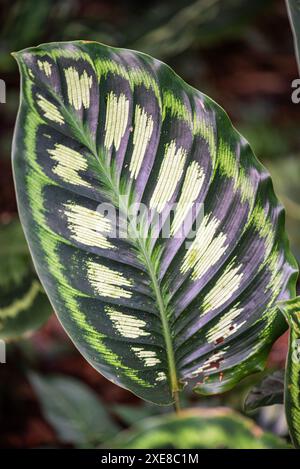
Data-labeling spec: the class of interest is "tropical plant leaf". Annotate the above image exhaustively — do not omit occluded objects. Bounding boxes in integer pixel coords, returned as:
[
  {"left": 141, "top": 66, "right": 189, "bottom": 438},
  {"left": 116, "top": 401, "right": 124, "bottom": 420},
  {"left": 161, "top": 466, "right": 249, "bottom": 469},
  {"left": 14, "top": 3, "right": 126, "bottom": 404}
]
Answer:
[
  {"left": 130, "top": 0, "right": 273, "bottom": 59},
  {"left": 279, "top": 296, "right": 300, "bottom": 448},
  {"left": 29, "top": 372, "right": 120, "bottom": 447},
  {"left": 0, "top": 219, "right": 51, "bottom": 340},
  {"left": 105, "top": 407, "right": 290, "bottom": 449},
  {"left": 12, "top": 41, "right": 298, "bottom": 405},
  {"left": 286, "top": 0, "right": 300, "bottom": 73},
  {"left": 244, "top": 370, "right": 284, "bottom": 412}
]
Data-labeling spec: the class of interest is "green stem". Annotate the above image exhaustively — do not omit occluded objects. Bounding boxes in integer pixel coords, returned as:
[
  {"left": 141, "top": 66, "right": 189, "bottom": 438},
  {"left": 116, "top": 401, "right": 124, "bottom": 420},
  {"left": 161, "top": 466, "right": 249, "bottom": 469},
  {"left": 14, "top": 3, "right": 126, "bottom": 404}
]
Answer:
[{"left": 136, "top": 238, "right": 180, "bottom": 403}]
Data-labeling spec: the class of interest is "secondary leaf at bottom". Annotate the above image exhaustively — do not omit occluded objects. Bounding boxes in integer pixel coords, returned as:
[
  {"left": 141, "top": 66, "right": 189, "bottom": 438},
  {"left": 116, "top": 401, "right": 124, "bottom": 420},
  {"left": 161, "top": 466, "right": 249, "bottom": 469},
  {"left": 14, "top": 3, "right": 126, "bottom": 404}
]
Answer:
[{"left": 105, "top": 408, "right": 290, "bottom": 449}]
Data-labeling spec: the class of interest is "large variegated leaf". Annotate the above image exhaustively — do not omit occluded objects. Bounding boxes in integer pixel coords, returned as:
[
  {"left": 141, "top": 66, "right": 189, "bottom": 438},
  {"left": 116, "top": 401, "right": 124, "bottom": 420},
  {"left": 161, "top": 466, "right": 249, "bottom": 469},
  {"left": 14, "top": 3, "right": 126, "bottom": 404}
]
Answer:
[{"left": 12, "top": 41, "right": 298, "bottom": 405}]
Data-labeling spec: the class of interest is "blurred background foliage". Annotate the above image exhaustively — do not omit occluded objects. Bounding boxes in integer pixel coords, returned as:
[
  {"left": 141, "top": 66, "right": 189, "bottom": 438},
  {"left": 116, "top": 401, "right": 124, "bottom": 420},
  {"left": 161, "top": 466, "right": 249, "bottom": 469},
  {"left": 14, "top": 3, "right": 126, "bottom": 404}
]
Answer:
[
  {"left": 0, "top": 220, "right": 51, "bottom": 340},
  {"left": 0, "top": 0, "right": 299, "bottom": 448}
]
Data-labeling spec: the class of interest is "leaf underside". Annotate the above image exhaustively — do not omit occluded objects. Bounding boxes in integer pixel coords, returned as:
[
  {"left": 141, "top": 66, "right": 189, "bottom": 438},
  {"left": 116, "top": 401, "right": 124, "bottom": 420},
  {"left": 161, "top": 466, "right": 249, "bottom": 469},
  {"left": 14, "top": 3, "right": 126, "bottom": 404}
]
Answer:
[{"left": 12, "top": 41, "right": 298, "bottom": 405}]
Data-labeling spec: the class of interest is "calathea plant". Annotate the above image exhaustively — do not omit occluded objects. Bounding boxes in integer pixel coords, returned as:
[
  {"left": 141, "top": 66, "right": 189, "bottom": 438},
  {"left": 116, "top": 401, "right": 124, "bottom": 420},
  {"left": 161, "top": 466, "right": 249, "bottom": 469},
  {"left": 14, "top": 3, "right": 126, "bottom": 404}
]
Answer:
[{"left": 11, "top": 1, "right": 300, "bottom": 447}]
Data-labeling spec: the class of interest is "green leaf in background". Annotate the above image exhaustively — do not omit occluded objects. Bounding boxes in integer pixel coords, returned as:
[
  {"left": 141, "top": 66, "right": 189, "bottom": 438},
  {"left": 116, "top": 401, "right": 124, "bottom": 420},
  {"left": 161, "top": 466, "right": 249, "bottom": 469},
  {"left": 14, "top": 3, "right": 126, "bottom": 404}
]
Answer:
[
  {"left": 105, "top": 408, "right": 290, "bottom": 449},
  {"left": 111, "top": 403, "right": 160, "bottom": 426},
  {"left": 0, "top": 0, "right": 52, "bottom": 72},
  {"left": 0, "top": 219, "right": 51, "bottom": 340},
  {"left": 0, "top": 0, "right": 273, "bottom": 67},
  {"left": 265, "top": 157, "right": 300, "bottom": 262},
  {"left": 286, "top": 0, "right": 300, "bottom": 73},
  {"left": 12, "top": 41, "right": 298, "bottom": 406},
  {"left": 29, "top": 373, "right": 120, "bottom": 447},
  {"left": 130, "top": 0, "right": 274, "bottom": 59},
  {"left": 279, "top": 297, "right": 300, "bottom": 448},
  {"left": 244, "top": 369, "right": 284, "bottom": 412}
]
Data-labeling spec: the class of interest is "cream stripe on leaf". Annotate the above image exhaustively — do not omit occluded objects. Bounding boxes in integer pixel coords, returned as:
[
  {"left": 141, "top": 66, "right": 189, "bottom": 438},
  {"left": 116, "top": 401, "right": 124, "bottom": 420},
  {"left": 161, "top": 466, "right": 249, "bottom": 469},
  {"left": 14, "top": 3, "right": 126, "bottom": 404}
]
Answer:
[
  {"left": 206, "top": 306, "right": 245, "bottom": 344},
  {"left": 37, "top": 94, "right": 64, "bottom": 124},
  {"left": 37, "top": 60, "right": 52, "bottom": 77},
  {"left": 150, "top": 140, "right": 187, "bottom": 213},
  {"left": 190, "top": 350, "right": 227, "bottom": 376},
  {"left": 13, "top": 41, "right": 298, "bottom": 409},
  {"left": 63, "top": 203, "right": 113, "bottom": 250},
  {"left": 65, "top": 67, "right": 93, "bottom": 110},
  {"left": 132, "top": 347, "right": 161, "bottom": 367},
  {"left": 104, "top": 92, "right": 129, "bottom": 151},
  {"left": 106, "top": 306, "right": 150, "bottom": 338},
  {"left": 48, "top": 144, "right": 91, "bottom": 188},
  {"left": 87, "top": 261, "right": 133, "bottom": 299},
  {"left": 156, "top": 372, "right": 167, "bottom": 382},
  {"left": 181, "top": 214, "right": 227, "bottom": 279},
  {"left": 129, "top": 105, "right": 154, "bottom": 179},
  {"left": 202, "top": 262, "right": 244, "bottom": 313}
]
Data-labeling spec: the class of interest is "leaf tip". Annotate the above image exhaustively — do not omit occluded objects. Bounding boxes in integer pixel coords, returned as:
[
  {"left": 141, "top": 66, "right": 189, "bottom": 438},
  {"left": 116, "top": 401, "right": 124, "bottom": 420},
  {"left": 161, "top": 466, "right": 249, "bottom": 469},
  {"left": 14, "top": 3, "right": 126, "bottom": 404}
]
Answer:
[{"left": 11, "top": 51, "right": 22, "bottom": 65}]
